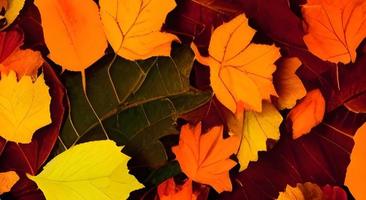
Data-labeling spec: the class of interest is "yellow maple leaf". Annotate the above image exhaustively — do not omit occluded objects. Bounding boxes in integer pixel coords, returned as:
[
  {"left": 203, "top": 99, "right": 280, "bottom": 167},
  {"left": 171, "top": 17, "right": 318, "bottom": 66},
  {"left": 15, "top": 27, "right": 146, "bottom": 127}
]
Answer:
[
  {"left": 0, "top": 71, "right": 51, "bottom": 144},
  {"left": 273, "top": 57, "right": 306, "bottom": 110},
  {"left": 345, "top": 123, "right": 366, "bottom": 200},
  {"left": 192, "top": 14, "right": 280, "bottom": 114},
  {"left": 277, "top": 182, "right": 323, "bottom": 200},
  {"left": 28, "top": 140, "right": 143, "bottom": 200},
  {"left": 0, "top": 0, "right": 25, "bottom": 31},
  {"left": 229, "top": 102, "right": 282, "bottom": 171},
  {"left": 0, "top": 171, "right": 19, "bottom": 195},
  {"left": 34, "top": 0, "right": 107, "bottom": 72},
  {"left": 99, "top": 0, "right": 179, "bottom": 60}
]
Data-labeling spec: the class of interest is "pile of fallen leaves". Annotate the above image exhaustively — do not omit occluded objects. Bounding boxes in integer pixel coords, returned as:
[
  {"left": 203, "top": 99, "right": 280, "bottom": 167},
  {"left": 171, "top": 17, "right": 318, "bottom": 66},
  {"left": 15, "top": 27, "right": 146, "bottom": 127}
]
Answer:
[{"left": 0, "top": 0, "right": 365, "bottom": 199}]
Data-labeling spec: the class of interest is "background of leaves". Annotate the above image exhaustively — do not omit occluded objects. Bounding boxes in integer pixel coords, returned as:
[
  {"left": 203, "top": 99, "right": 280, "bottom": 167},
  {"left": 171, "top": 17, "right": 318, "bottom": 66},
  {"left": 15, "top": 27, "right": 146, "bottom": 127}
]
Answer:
[{"left": 0, "top": 0, "right": 365, "bottom": 199}]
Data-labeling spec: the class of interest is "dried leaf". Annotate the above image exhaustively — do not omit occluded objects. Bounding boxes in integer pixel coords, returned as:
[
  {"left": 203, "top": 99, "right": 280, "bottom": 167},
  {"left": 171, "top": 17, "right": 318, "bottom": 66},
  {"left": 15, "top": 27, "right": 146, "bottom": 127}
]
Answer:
[
  {"left": 28, "top": 140, "right": 143, "bottom": 200},
  {"left": 99, "top": 0, "right": 179, "bottom": 60},
  {"left": 192, "top": 14, "right": 280, "bottom": 113},
  {"left": 34, "top": 0, "right": 107, "bottom": 72},
  {"left": 0, "top": 171, "right": 19, "bottom": 195},
  {"left": 345, "top": 123, "right": 366, "bottom": 199},
  {"left": 302, "top": 0, "right": 366, "bottom": 63},
  {"left": 172, "top": 123, "right": 239, "bottom": 193},
  {"left": 236, "top": 102, "right": 283, "bottom": 171},
  {"left": 274, "top": 57, "right": 306, "bottom": 110},
  {"left": 277, "top": 182, "right": 323, "bottom": 200},
  {"left": 0, "top": 49, "right": 43, "bottom": 78},
  {"left": 157, "top": 178, "right": 196, "bottom": 200},
  {"left": 287, "top": 89, "right": 325, "bottom": 139},
  {"left": 0, "top": 71, "right": 51, "bottom": 144}
]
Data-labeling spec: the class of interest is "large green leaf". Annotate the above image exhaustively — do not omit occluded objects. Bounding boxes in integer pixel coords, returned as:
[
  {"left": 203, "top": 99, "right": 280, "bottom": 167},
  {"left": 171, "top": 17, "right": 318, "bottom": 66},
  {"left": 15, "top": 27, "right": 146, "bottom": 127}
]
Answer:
[{"left": 57, "top": 44, "right": 211, "bottom": 174}]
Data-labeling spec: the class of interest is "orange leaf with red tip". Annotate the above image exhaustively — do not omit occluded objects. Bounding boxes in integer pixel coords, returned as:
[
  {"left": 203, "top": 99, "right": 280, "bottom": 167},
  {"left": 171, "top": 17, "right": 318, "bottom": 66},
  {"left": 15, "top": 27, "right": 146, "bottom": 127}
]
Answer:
[
  {"left": 172, "top": 123, "right": 239, "bottom": 193},
  {"left": 157, "top": 178, "right": 196, "bottom": 200}
]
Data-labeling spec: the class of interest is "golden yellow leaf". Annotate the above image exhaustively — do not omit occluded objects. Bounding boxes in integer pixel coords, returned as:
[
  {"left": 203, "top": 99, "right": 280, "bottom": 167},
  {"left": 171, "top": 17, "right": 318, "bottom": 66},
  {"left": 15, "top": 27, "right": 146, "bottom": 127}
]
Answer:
[
  {"left": 234, "top": 102, "right": 283, "bottom": 171},
  {"left": 277, "top": 182, "right": 323, "bottom": 200},
  {"left": 172, "top": 123, "right": 239, "bottom": 193},
  {"left": 274, "top": 57, "right": 306, "bottom": 110},
  {"left": 0, "top": 71, "right": 51, "bottom": 144},
  {"left": 345, "top": 123, "right": 366, "bottom": 200},
  {"left": 0, "top": 0, "right": 25, "bottom": 31},
  {"left": 302, "top": 0, "right": 366, "bottom": 63},
  {"left": 287, "top": 89, "right": 325, "bottom": 139},
  {"left": 0, "top": 171, "right": 19, "bottom": 195},
  {"left": 192, "top": 14, "right": 280, "bottom": 113},
  {"left": 99, "top": 0, "right": 179, "bottom": 60},
  {"left": 34, "top": 0, "right": 107, "bottom": 72},
  {"left": 0, "top": 49, "right": 43, "bottom": 78},
  {"left": 28, "top": 140, "right": 143, "bottom": 200}
]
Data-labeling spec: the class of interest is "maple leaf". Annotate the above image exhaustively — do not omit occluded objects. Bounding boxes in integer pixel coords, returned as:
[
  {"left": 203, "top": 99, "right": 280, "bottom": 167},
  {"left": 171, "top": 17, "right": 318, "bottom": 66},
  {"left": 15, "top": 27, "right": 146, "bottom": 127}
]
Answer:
[
  {"left": 34, "top": 0, "right": 107, "bottom": 72},
  {"left": 277, "top": 182, "right": 323, "bottom": 200},
  {"left": 192, "top": 14, "right": 280, "bottom": 113},
  {"left": 0, "top": 0, "right": 25, "bottom": 31},
  {"left": 157, "top": 178, "right": 196, "bottom": 200},
  {"left": 0, "top": 171, "right": 19, "bottom": 195},
  {"left": 233, "top": 102, "right": 283, "bottom": 171},
  {"left": 287, "top": 89, "right": 325, "bottom": 139},
  {"left": 302, "top": 0, "right": 366, "bottom": 64},
  {"left": 345, "top": 123, "right": 366, "bottom": 200},
  {"left": 273, "top": 57, "right": 306, "bottom": 110},
  {"left": 172, "top": 122, "right": 239, "bottom": 193},
  {"left": 0, "top": 71, "right": 51, "bottom": 144},
  {"left": 27, "top": 140, "right": 143, "bottom": 200},
  {"left": 99, "top": 0, "right": 179, "bottom": 60}
]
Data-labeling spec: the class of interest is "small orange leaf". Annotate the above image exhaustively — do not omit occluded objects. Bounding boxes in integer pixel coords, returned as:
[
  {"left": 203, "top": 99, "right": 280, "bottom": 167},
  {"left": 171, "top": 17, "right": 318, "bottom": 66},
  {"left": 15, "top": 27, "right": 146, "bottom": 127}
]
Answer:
[
  {"left": 287, "top": 89, "right": 325, "bottom": 139},
  {"left": 302, "top": 0, "right": 366, "bottom": 63},
  {"left": 273, "top": 57, "right": 306, "bottom": 110},
  {"left": 0, "top": 49, "right": 43, "bottom": 78},
  {"left": 34, "top": 0, "right": 107, "bottom": 72},
  {"left": 345, "top": 123, "right": 366, "bottom": 200},
  {"left": 192, "top": 14, "right": 280, "bottom": 113},
  {"left": 172, "top": 122, "right": 239, "bottom": 193},
  {"left": 157, "top": 178, "right": 196, "bottom": 200},
  {"left": 0, "top": 171, "right": 19, "bottom": 195}
]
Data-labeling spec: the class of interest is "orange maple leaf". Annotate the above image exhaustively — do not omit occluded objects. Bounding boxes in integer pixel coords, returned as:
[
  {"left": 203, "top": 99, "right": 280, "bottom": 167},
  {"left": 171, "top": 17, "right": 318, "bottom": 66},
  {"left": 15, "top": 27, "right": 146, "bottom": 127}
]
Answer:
[
  {"left": 302, "top": 0, "right": 366, "bottom": 63},
  {"left": 172, "top": 123, "right": 239, "bottom": 193},
  {"left": 287, "top": 89, "right": 325, "bottom": 139},
  {"left": 0, "top": 171, "right": 19, "bottom": 195},
  {"left": 192, "top": 14, "right": 280, "bottom": 114},
  {"left": 157, "top": 178, "right": 196, "bottom": 200}
]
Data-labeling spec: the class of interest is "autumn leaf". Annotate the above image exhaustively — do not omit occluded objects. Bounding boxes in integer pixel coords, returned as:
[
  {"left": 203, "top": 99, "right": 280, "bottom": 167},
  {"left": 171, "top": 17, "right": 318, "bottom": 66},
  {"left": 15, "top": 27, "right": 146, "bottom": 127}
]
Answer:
[
  {"left": 235, "top": 102, "right": 283, "bottom": 171},
  {"left": 28, "top": 140, "right": 143, "bottom": 200},
  {"left": 345, "top": 123, "right": 366, "bottom": 200},
  {"left": 273, "top": 57, "right": 306, "bottom": 110},
  {"left": 99, "top": 0, "right": 179, "bottom": 60},
  {"left": 0, "top": 171, "right": 19, "bottom": 195},
  {"left": 34, "top": 0, "right": 107, "bottom": 73},
  {"left": 287, "top": 89, "right": 325, "bottom": 139},
  {"left": 172, "top": 122, "right": 239, "bottom": 193},
  {"left": 0, "top": 71, "right": 51, "bottom": 144},
  {"left": 157, "top": 178, "right": 196, "bottom": 200},
  {"left": 192, "top": 14, "right": 280, "bottom": 113},
  {"left": 277, "top": 182, "right": 323, "bottom": 200},
  {"left": 0, "top": 49, "right": 43, "bottom": 78},
  {"left": 302, "top": 0, "right": 366, "bottom": 63},
  {"left": 0, "top": 0, "right": 25, "bottom": 30}
]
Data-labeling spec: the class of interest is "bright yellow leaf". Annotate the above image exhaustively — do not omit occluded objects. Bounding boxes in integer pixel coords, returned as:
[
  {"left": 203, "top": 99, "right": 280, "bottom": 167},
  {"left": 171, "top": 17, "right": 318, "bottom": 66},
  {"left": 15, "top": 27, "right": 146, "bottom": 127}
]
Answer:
[
  {"left": 0, "top": 71, "right": 51, "bottom": 144},
  {"left": 345, "top": 123, "right": 366, "bottom": 200},
  {"left": 234, "top": 102, "right": 283, "bottom": 171},
  {"left": 0, "top": 0, "right": 25, "bottom": 31},
  {"left": 28, "top": 140, "right": 143, "bottom": 200},
  {"left": 34, "top": 0, "right": 107, "bottom": 72},
  {"left": 274, "top": 57, "right": 306, "bottom": 110},
  {"left": 0, "top": 49, "right": 44, "bottom": 78},
  {"left": 192, "top": 14, "right": 280, "bottom": 113},
  {"left": 277, "top": 182, "right": 323, "bottom": 200},
  {"left": 99, "top": 0, "right": 179, "bottom": 60},
  {"left": 0, "top": 171, "right": 19, "bottom": 195}
]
